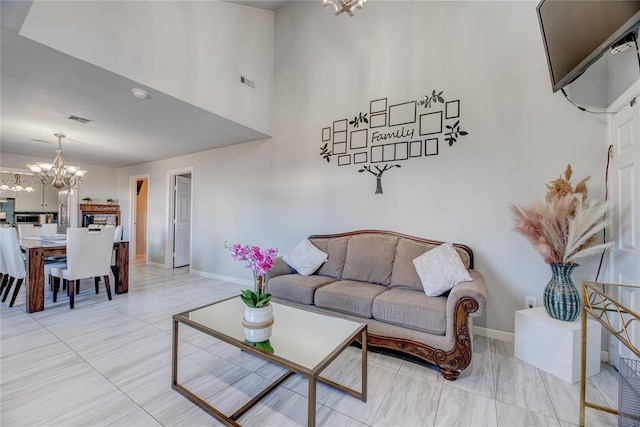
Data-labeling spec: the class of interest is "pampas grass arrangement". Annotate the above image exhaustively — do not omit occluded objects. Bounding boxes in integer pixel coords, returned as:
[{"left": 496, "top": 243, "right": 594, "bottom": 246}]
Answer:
[{"left": 511, "top": 165, "right": 612, "bottom": 265}]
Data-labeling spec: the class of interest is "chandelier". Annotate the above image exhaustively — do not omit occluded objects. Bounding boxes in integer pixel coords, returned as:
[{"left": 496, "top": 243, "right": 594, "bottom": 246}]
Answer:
[
  {"left": 27, "top": 133, "right": 87, "bottom": 189},
  {"left": 323, "top": 0, "right": 367, "bottom": 17},
  {"left": 0, "top": 174, "right": 35, "bottom": 192}
]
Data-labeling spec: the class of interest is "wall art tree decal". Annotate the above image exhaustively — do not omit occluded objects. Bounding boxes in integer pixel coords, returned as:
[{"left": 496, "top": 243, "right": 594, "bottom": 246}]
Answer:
[
  {"left": 320, "top": 143, "right": 333, "bottom": 162},
  {"left": 320, "top": 88, "right": 470, "bottom": 195},
  {"left": 358, "top": 164, "right": 401, "bottom": 194},
  {"left": 349, "top": 112, "right": 368, "bottom": 128},
  {"left": 444, "top": 120, "right": 468, "bottom": 146},
  {"left": 419, "top": 90, "right": 444, "bottom": 109}
]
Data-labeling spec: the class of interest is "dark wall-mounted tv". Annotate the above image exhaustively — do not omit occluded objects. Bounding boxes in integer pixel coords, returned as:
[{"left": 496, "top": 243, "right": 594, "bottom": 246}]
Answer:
[{"left": 537, "top": 0, "right": 640, "bottom": 92}]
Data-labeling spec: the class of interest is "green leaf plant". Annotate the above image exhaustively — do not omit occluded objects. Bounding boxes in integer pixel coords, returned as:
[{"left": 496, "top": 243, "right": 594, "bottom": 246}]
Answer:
[{"left": 240, "top": 289, "right": 272, "bottom": 308}]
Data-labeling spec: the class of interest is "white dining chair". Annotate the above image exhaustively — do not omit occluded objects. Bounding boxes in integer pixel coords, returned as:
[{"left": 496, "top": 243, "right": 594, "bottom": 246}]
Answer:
[
  {"left": 50, "top": 228, "right": 114, "bottom": 309},
  {"left": 0, "top": 227, "right": 27, "bottom": 307},
  {"left": 17, "top": 224, "right": 38, "bottom": 239},
  {"left": 113, "top": 225, "right": 123, "bottom": 241},
  {"left": 18, "top": 223, "right": 58, "bottom": 238},
  {"left": 0, "top": 229, "right": 9, "bottom": 296},
  {"left": 18, "top": 224, "right": 66, "bottom": 263},
  {"left": 40, "top": 224, "right": 58, "bottom": 235},
  {"left": 19, "top": 224, "right": 68, "bottom": 285},
  {"left": 96, "top": 225, "right": 123, "bottom": 283}
]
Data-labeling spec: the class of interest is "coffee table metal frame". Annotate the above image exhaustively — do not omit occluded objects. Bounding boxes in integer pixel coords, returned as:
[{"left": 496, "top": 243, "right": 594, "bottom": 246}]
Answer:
[{"left": 172, "top": 296, "right": 367, "bottom": 427}]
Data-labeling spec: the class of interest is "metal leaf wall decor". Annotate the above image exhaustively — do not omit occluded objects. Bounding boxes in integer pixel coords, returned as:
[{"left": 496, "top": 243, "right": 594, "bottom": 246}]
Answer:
[{"left": 319, "top": 89, "right": 470, "bottom": 194}]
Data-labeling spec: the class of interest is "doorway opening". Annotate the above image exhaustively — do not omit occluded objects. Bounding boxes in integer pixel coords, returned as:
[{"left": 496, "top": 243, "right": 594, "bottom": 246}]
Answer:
[
  {"left": 129, "top": 174, "right": 149, "bottom": 263},
  {"left": 168, "top": 169, "right": 192, "bottom": 269},
  {"left": 135, "top": 179, "right": 148, "bottom": 263}
]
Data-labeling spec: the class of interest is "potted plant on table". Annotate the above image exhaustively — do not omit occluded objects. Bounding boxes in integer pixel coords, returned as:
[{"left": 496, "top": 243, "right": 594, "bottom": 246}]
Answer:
[
  {"left": 225, "top": 242, "right": 278, "bottom": 341},
  {"left": 511, "top": 165, "right": 613, "bottom": 321}
]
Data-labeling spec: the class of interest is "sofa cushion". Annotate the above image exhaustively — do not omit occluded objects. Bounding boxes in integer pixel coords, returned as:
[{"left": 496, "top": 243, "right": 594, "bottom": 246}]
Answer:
[
  {"left": 413, "top": 242, "right": 473, "bottom": 297},
  {"left": 315, "top": 280, "right": 388, "bottom": 318},
  {"left": 390, "top": 239, "right": 436, "bottom": 291},
  {"left": 267, "top": 274, "right": 337, "bottom": 305},
  {"left": 309, "top": 236, "right": 350, "bottom": 278},
  {"left": 342, "top": 235, "right": 398, "bottom": 286},
  {"left": 282, "top": 239, "right": 328, "bottom": 276},
  {"left": 372, "top": 288, "right": 447, "bottom": 335}
]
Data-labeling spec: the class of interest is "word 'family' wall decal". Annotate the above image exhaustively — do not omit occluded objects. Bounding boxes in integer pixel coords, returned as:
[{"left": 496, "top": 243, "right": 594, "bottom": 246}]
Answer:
[{"left": 320, "top": 89, "right": 469, "bottom": 194}]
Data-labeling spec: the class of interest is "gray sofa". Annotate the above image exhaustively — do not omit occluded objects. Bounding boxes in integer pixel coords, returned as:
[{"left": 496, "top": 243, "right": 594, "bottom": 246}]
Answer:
[{"left": 266, "top": 230, "right": 487, "bottom": 381}]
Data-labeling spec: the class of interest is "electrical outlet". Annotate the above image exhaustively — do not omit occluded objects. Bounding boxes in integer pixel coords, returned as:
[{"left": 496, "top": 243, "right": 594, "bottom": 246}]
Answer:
[{"left": 525, "top": 296, "right": 536, "bottom": 309}]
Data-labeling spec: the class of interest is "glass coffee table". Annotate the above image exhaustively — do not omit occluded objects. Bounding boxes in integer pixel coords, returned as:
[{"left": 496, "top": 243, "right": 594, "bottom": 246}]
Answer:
[{"left": 172, "top": 296, "right": 367, "bottom": 427}]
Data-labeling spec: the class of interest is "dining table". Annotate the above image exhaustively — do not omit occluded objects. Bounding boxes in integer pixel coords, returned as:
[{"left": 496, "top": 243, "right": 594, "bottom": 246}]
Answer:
[{"left": 20, "top": 237, "right": 129, "bottom": 313}]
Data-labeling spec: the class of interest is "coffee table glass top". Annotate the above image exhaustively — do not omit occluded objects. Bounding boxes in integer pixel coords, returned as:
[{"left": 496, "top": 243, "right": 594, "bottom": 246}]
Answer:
[{"left": 181, "top": 297, "right": 365, "bottom": 372}]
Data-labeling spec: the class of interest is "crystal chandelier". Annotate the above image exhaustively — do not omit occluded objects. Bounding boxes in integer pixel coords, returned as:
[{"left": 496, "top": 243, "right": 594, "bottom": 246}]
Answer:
[
  {"left": 323, "top": 0, "right": 367, "bottom": 17},
  {"left": 27, "top": 133, "right": 87, "bottom": 189},
  {"left": 0, "top": 174, "right": 35, "bottom": 192}
]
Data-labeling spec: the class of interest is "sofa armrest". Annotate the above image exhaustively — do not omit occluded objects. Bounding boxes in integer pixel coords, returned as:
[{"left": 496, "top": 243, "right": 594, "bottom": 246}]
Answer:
[
  {"left": 446, "top": 269, "right": 487, "bottom": 318},
  {"left": 266, "top": 257, "right": 294, "bottom": 283}
]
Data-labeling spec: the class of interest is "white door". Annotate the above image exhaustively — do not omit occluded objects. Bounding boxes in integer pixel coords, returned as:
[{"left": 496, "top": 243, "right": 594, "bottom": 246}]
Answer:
[
  {"left": 609, "top": 99, "right": 640, "bottom": 367},
  {"left": 173, "top": 175, "right": 191, "bottom": 268}
]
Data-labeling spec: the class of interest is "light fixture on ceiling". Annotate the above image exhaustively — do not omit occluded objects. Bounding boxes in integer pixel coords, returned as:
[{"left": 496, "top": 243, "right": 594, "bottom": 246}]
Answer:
[
  {"left": 27, "top": 133, "right": 87, "bottom": 189},
  {"left": 131, "top": 88, "right": 149, "bottom": 99},
  {"left": 323, "top": 0, "right": 367, "bottom": 17},
  {"left": 0, "top": 174, "right": 35, "bottom": 192}
]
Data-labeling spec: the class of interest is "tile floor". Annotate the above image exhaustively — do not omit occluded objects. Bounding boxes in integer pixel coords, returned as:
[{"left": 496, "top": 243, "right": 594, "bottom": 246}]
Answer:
[{"left": 1, "top": 263, "right": 619, "bottom": 426}]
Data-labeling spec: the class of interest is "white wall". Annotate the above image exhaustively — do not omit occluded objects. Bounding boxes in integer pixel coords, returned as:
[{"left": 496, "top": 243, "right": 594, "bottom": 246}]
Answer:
[
  {"left": 20, "top": 0, "right": 275, "bottom": 136},
  {"left": 0, "top": 152, "right": 117, "bottom": 204},
  {"left": 117, "top": 1, "right": 611, "bottom": 334}
]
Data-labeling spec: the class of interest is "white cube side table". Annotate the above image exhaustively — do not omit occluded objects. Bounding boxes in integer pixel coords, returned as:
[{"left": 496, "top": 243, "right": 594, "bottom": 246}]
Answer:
[{"left": 514, "top": 306, "right": 601, "bottom": 384}]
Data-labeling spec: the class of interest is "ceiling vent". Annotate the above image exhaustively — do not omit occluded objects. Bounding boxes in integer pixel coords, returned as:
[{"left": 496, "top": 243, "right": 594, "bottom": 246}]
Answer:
[
  {"left": 66, "top": 114, "right": 93, "bottom": 124},
  {"left": 30, "top": 138, "right": 52, "bottom": 144}
]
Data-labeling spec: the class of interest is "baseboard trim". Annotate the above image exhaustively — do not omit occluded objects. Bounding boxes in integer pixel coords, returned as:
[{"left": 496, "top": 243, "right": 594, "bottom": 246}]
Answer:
[
  {"left": 473, "top": 326, "right": 514, "bottom": 342},
  {"left": 190, "top": 270, "right": 252, "bottom": 287}
]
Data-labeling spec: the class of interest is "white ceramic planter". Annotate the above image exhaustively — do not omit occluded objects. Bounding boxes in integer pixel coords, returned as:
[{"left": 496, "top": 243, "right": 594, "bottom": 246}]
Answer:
[
  {"left": 244, "top": 325, "right": 273, "bottom": 343},
  {"left": 244, "top": 304, "right": 273, "bottom": 324},
  {"left": 242, "top": 304, "right": 274, "bottom": 343}
]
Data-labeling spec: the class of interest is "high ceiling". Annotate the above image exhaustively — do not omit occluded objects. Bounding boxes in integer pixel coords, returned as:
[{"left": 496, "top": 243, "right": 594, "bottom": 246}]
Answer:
[{"left": 0, "top": 1, "right": 289, "bottom": 169}]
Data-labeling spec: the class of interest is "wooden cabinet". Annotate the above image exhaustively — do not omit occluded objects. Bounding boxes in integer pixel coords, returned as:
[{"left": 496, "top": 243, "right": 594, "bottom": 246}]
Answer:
[
  {"left": 80, "top": 203, "right": 120, "bottom": 226},
  {"left": 15, "top": 184, "right": 44, "bottom": 211},
  {"left": 15, "top": 184, "right": 58, "bottom": 212},
  {"left": 43, "top": 186, "right": 58, "bottom": 211},
  {"left": 1, "top": 173, "right": 58, "bottom": 212}
]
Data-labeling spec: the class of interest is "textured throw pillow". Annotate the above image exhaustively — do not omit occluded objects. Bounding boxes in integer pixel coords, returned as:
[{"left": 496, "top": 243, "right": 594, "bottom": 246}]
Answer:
[
  {"left": 282, "top": 239, "right": 328, "bottom": 276},
  {"left": 412, "top": 242, "right": 473, "bottom": 296}
]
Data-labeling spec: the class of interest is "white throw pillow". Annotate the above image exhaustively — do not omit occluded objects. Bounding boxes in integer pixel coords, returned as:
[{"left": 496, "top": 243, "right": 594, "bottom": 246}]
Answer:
[
  {"left": 412, "top": 242, "right": 473, "bottom": 297},
  {"left": 282, "top": 239, "right": 328, "bottom": 276}
]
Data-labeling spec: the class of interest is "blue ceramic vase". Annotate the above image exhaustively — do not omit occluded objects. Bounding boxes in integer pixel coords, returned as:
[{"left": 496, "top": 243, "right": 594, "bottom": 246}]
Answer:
[{"left": 543, "top": 263, "right": 581, "bottom": 322}]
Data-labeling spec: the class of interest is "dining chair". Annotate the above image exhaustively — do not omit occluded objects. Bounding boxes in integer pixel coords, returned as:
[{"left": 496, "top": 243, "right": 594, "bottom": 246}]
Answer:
[
  {"left": 19, "top": 224, "right": 68, "bottom": 287},
  {"left": 50, "top": 228, "right": 114, "bottom": 309},
  {"left": 40, "top": 223, "right": 58, "bottom": 235},
  {"left": 18, "top": 223, "right": 59, "bottom": 238},
  {"left": 17, "top": 224, "right": 38, "bottom": 239},
  {"left": 0, "top": 227, "right": 27, "bottom": 307},
  {"left": 0, "top": 229, "right": 9, "bottom": 296},
  {"left": 113, "top": 225, "right": 123, "bottom": 241},
  {"left": 18, "top": 223, "right": 65, "bottom": 255},
  {"left": 97, "top": 225, "right": 123, "bottom": 283}
]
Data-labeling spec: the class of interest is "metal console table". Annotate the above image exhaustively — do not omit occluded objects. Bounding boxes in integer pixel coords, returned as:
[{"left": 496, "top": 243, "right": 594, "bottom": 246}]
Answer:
[{"left": 580, "top": 281, "right": 640, "bottom": 427}]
